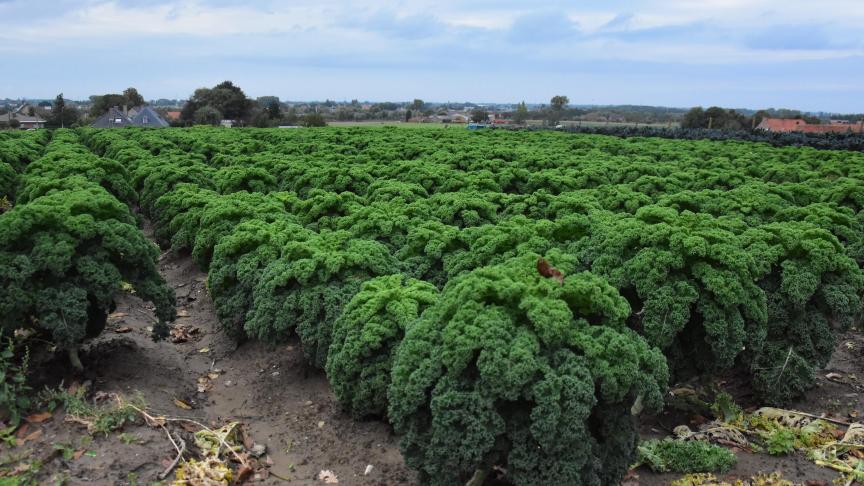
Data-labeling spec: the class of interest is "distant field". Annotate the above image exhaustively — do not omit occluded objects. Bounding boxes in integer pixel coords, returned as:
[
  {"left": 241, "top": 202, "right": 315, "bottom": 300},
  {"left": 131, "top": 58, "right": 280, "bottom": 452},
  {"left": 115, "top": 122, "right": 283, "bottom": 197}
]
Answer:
[
  {"left": 329, "top": 120, "right": 680, "bottom": 129},
  {"left": 327, "top": 121, "right": 447, "bottom": 128}
]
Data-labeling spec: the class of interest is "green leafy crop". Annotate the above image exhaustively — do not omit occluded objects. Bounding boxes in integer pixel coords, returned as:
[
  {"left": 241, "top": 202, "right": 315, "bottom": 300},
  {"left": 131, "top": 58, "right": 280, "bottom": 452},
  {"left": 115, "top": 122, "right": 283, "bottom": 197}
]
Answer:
[
  {"left": 0, "top": 187, "right": 175, "bottom": 347},
  {"left": 246, "top": 230, "right": 397, "bottom": 367},
  {"left": 637, "top": 439, "right": 737, "bottom": 473},
  {"left": 388, "top": 254, "right": 668, "bottom": 486},
  {"left": 327, "top": 274, "right": 438, "bottom": 419}
]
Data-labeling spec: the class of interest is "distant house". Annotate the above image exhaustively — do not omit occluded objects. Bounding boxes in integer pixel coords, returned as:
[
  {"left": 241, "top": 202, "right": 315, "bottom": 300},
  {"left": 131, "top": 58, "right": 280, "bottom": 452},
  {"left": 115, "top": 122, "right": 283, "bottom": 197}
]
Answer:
[
  {"left": 164, "top": 111, "right": 181, "bottom": 122},
  {"left": 757, "top": 117, "right": 863, "bottom": 134},
  {"left": 91, "top": 106, "right": 169, "bottom": 128},
  {"left": 220, "top": 120, "right": 236, "bottom": 128},
  {"left": 0, "top": 103, "right": 46, "bottom": 129},
  {"left": 131, "top": 106, "right": 170, "bottom": 127}
]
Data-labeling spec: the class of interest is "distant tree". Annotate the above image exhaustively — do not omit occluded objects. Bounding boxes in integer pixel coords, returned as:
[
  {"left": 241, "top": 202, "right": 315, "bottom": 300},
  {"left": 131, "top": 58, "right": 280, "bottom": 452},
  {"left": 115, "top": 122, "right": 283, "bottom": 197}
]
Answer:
[
  {"left": 47, "top": 93, "right": 79, "bottom": 129},
  {"left": 302, "top": 112, "right": 327, "bottom": 127},
  {"left": 548, "top": 96, "right": 570, "bottom": 125},
  {"left": 752, "top": 110, "right": 770, "bottom": 128},
  {"left": 250, "top": 107, "right": 272, "bottom": 128},
  {"left": 283, "top": 107, "right": 299, "bottom": 125},
  {"left": 682, "top": 106, "right": 750, "bottom": 130},
  {"left": 211, "top": 81, "right": 253, "bottom": 120},
  {"left": 87, "top": 88, "right": 145, "bottom": 117},
  {"left": 266, "top": 100, "right": 282, "bottom": 120},
  {"left": 9, "top": 119, "right": 20, "bottom": 129},
  {"left": 470, "top": 108, "right": 489, "bottom": 123},
  {"left": 181, "top": 81, "right": 253, "bottom": 124},
  {"left": 411, "top": 99, "right": 425, "bottom": 111},
  {"left": 550, "top": 95, "right": 569, "bottom": 111},
  {"left": 681, "top": 107, "right": 707, "bottom": 129},
  {"left": 257, "top": 96, "right": 280, "bottom": 107},
  {"left": 193, "top": 105, "right": 222, "bottom": 126},
  {"left": 37, "top": 101, "right": 52, "bottom": 108},
  {"left": 513, "top": 101, "right": 529, "bottom": 125},
  {"left": 89, "top": 94, "right": 126, "bottom": 116},
  {"left": 27, "top": 107, "right": 35, "bottom": 116},
  {"left": 123, "top": 87, "right": 145, "bottom": 107},
  {"left": 405, "top": 109, "right": 413, "bottom": 122}
]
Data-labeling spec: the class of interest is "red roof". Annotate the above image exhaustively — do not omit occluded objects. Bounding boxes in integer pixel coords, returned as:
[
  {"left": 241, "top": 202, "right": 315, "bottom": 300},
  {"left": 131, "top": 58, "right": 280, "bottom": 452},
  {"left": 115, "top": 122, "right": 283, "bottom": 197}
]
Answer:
[
  {"left": 757, "top": 117, "right": 863, "bottom": 133},
  {"left": 164, "top": 111, "right": 181, "bottom": 121},
  {"left": 756, "top": 118, "right": 807, "bottom": 131}
]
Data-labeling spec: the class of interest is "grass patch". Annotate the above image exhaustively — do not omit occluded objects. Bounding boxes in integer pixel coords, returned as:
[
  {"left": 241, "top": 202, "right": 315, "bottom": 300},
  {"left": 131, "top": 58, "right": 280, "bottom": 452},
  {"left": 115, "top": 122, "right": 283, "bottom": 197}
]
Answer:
[{"left": 39, "top": 387, "right": 143, "bottom": 436}]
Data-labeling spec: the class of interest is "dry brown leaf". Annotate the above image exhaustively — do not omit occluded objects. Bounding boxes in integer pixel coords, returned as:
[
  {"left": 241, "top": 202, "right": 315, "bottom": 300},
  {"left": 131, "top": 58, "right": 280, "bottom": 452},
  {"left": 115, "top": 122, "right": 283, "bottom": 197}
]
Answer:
[
  {"left": 114, "top": 326, "right": 133, "bottom": 333},
  {"left": 318, "top": 470, "right": 338, "bottom": 483},
  {"left": 15, "top": 424, "right": 30, "bottom": 439},
  {"left": 173, "top": 399, "right": 193, "bottom": 410},
  {"left": 176, "top": 309, "right": 190, "bottom": 318},
  {"left": 22, "top": 429, "right": 43, "bottom": 443},
  {"left": 108, "top": 312, "right": 128, "bottom": 319},
  {"left": 178, "top": 421, "right": 200, "bottom": 433},
  {"left": 25, "top": 412, "right": 52, "bottom": 423},
  {"left": 236, "top": 465, "right": 254, "bottom": 483},
  {"left": 73, "top": 449, "right": 85, "bottom": 461},
  {"left": 241, "top": 425, "right": 255, "bottom": 450}
]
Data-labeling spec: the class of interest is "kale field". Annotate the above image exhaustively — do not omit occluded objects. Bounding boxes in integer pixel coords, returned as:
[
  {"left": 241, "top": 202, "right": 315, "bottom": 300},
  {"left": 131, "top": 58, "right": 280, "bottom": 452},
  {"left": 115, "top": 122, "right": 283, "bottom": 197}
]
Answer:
[{"left": 1, "top": 127, "right": 864, "bottom": 485}]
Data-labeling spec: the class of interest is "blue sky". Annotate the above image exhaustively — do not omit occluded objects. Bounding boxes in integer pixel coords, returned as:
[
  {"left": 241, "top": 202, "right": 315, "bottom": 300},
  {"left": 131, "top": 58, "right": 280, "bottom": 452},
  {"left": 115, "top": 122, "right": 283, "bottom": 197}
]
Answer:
[{"left": 1, "top": 0, "right": 863, "bottom": 112}]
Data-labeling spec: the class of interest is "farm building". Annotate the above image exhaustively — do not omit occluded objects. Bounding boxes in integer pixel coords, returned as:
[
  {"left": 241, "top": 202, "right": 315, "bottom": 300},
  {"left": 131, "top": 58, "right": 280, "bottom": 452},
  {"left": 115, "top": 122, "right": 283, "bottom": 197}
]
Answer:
[{"left": 757, "top": 117, "right": 864, "bottom": 134}]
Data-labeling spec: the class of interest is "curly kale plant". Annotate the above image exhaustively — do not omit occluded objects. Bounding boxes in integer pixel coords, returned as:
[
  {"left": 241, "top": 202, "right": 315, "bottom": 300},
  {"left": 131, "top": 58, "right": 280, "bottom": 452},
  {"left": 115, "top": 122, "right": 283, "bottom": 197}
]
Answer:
[
  {"left": 387, "top": 254, "right": 668, "bottom": 486},
  {"left": 208, "top": 219, "right": 312, "bottom": 338},
  {"left": 18, "top": 149, "right": 137, "bottom": 206},
  {"left": 637, "top": 439, "right": 736, "bottom": 474},
  {"left": 246, "top": 230, "right": 397, "bottom": 368},
  {"left": 582, "top": 206, "right": 765, "bottom": 374},
  {"left": 326, "top": 274, "right": 438, "bottom": 419},
  {"left": 0, "top": 187, "right": 175, "bottom": 368},
  {"left": 0, "top": 162, "right": 16, "bottom": 204},
  {"left": 743, "top": 222, "right": 863, "bottom": 402}
]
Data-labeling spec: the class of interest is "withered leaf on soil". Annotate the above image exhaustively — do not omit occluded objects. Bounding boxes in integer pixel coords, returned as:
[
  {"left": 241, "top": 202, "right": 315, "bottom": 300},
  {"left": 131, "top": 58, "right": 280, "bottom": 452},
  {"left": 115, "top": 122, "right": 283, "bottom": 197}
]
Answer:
[
  {"left": 173, "top": 399, "right": 193, "bottom": 410},
  {"left": 318, "top": 470, "right": 339, "bottom": 484},
  {"left": 169, "top": 325, "right": 200, "bottom": 343},
  {"left": 25, "top": 412, "right": 52, "bottom": 424},
  {"left": 21, "top": 429, "right": 43, "bottom": 443},
  {"left": 15, "top": 424, "right": 30, "bottom": 439},
  {"left": 236, "top": 465, "right": 254, "bottom": 483}
]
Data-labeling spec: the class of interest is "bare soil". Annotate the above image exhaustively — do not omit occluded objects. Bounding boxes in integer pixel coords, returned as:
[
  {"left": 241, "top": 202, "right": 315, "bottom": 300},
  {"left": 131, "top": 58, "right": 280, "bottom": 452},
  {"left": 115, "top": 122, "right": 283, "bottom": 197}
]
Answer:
[
  {"left": 7, "top": 245, "right": 412, "bottom": 485},
  {"left": 6, "top": 238, "right": 864, "bottom": 485},
  {"left": 634, "top": 329, "right": 864, "bottom": 485}
]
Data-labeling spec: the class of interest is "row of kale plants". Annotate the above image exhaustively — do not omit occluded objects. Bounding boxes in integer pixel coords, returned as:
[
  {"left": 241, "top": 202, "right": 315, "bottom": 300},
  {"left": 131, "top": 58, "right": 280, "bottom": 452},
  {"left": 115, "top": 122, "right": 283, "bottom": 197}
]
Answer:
[
  {"left": 0, "top": 129, "right": 175, "bottom": 371},
  {"left": 0, "top": 125, "right": 856, "bottom": 483},
  {"left": 68, "top": 126, "right": 864, "bottom": 485},
  {"left": 515, "top": 124, "right": 864, "bottom": 152}
]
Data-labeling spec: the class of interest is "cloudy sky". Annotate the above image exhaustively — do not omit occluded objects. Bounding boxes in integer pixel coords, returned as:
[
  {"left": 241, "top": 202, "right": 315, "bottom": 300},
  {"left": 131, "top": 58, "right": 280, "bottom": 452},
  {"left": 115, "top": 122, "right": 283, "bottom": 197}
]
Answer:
[{"left": 1, "top": 0, "right": 863, "bottom": 111}]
